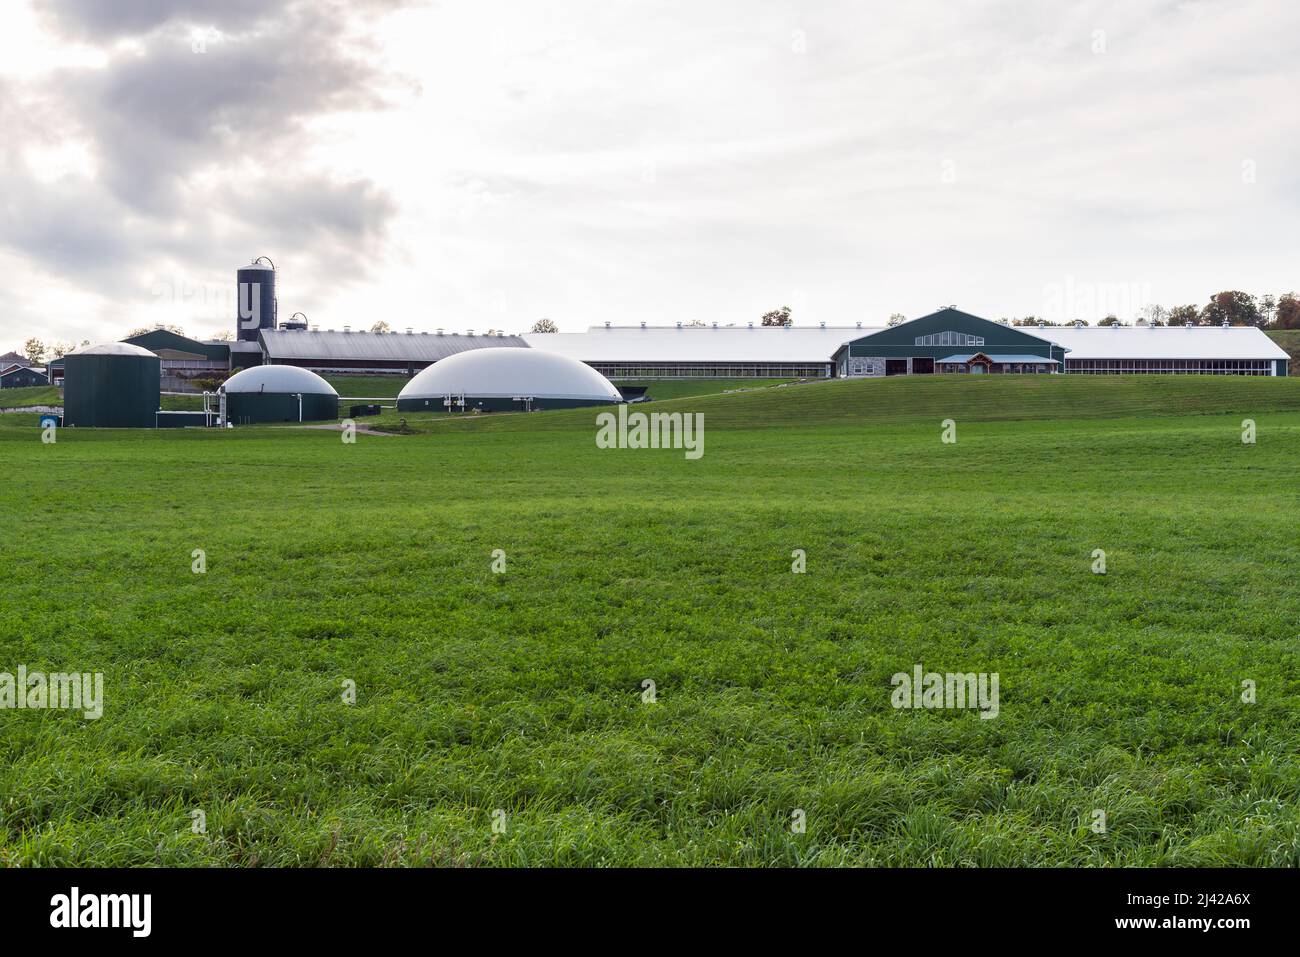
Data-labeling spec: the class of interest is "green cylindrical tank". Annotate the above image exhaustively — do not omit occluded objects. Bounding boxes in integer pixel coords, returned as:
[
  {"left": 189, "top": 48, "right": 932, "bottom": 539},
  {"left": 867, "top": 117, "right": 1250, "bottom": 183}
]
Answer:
[
  {"left": 63, "top": 343, "right": 161, "bottom": 428},
  {"left": 221, "top": 365, "right": 339, "bottom": 424}
]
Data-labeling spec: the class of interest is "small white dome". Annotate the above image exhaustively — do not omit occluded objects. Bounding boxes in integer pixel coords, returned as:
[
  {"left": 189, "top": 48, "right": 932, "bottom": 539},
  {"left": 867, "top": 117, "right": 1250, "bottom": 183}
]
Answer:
[
  {"left": 69, "top": 342, "right": 157, "bottom": 357},
  {"left": 222, "top": 365, "right": 337, "bottom": 395},
  {"left": 399, "top": 347, "right": 621, "bottom": 402}
]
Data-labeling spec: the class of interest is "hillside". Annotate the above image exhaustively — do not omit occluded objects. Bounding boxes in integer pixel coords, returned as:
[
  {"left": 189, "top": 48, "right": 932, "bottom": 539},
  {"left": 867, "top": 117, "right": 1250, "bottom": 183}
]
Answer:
[
  {"left": 1266, "top": 330, "right": 1300, "bottom": 362},
  {"left": 374, "top": 373, "right": 1300, "bottom": 434},
  {"left": 2, "top": 374, "right": 1298, "bottom": 866}
]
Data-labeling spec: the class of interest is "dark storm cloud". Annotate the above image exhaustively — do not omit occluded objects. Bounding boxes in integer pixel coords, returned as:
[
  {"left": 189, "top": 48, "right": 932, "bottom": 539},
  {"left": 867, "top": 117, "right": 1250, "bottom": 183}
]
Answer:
[{"left": 4, "top": 0, "right": 416, "bottom": 302}]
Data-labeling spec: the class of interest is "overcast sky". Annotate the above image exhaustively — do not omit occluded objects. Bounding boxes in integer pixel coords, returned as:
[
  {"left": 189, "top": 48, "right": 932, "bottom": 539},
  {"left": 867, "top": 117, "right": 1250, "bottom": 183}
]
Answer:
[{"left": 1, "top": 0, "right": 1297, "bottom": 347}]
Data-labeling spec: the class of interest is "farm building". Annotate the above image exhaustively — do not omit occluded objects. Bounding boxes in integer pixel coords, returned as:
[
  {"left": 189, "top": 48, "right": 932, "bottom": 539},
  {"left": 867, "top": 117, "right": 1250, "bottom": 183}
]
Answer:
[
  {"left": 220, "top": 365, "right": 339, "bottom": 424},
  {"left": 63, "top": 343, "right": 161, "bottom": 428},
  {"left": 833, "top": 309, "right": 1288, "bottom": 377},
  {"left": 522, "top": 323, "right": 874, "bottom": 379},
  {"left": 122, "top": 329, "right": 241, "bottom": 389},
  {"left": 833, "top": 309, "right": 1064, "bottom": 376},
  {"left": 1048, "top": 325, "right": 1289, "bottom": 375},
  {"left": 0, "top": 364, "right": 48, "bottom": 388},
  {"left": 258, "top": 328, "right": 527, "bottom": 375},
  {"left": 397, "top": 347, "right": 622, "bottom": 412}
]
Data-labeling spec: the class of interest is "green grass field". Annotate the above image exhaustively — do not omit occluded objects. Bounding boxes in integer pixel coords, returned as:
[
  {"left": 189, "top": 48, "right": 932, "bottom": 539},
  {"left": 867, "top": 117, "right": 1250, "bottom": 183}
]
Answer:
[
  {"left": 0, "top": 384, "right": 61, "bottom": 408},
  {"left": 317, "top": 375, "right": 797, "bottom": 403},
  {"left": 1267, "top": 330, "right": 1300, "bottom": 363},
  {"left": 2, "top": 375, "right": 1298, "bottom": 866}
]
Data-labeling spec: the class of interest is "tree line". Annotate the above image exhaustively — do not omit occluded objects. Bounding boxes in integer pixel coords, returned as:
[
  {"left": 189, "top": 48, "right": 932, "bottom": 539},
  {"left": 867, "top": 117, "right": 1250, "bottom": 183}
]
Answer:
[{"left": 1007, "top": 290, "right": 1300, "bottom": 328}]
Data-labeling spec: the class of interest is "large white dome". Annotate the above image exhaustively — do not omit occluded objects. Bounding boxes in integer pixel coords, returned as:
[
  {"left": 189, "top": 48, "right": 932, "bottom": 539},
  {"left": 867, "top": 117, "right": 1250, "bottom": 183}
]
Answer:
[
  {"left": 398, "top": 348, "right": 621, "bottom": 405},
  {"left": 222, "top": 365, "right": 337, "bottom": 395}
]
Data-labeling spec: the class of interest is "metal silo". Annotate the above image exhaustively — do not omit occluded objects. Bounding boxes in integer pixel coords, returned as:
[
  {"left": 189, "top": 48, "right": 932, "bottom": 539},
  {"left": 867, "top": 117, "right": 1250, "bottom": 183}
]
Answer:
[
  {"left": 63, "top": 343, "right": 161, "bottom": 428},
  {"left": 236, "top": 257, "right": 277, "bottom": 342}
]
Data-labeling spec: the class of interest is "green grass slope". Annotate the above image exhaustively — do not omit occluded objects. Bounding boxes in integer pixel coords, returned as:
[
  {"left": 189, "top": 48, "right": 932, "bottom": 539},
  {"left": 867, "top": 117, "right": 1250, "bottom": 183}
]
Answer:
[
  {"left": 1266, "top": 330, "right": 1300, "bottom": 362},
  {"left": 376, "top": 373, "right": 1300, "bottom": 434},
  {"left": 0, "top": 384, "right": 61, "bottom": 408},
  {"left": 1, "top": 376, "right": 1298, "bottom": 866}
]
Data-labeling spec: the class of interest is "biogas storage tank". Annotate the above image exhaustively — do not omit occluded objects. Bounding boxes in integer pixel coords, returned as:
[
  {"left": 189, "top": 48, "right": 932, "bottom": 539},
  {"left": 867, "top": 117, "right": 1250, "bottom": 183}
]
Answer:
[
  {"left": 63, "top": 342, "right": 161, "bottom": 428},
  {"left": 221, "top": 365, "right": 338, "bottom": 424},
  {"left": 397, "top": 347, "right": 622, "bottom": 413},
  {"left": 236, "top": 258, "right": 277, "bottom": 342}
]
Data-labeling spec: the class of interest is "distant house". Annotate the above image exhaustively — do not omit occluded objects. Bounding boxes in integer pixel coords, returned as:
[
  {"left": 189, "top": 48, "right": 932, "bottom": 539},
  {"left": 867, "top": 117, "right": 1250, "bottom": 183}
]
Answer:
[
  {"left": 0, "top": 351, "right": 30, "bottom": 369},
  {"left": 0, "top": 365, "right": 49, "bottom": 389}
]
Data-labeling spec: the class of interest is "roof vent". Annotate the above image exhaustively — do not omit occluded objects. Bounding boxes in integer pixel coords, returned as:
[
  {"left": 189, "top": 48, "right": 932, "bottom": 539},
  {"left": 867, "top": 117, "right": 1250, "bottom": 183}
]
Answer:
[
  {"left": 748, "top": 322, "right": 753, "bottom": 328},
  {"left": 343, "top": 326, "right": 351, "bottom": 333},
  {"left": 676, "top": 321, "right": 682, "bottom": 328},
  {"left": 1185, "top": 321, "right": 1194, "bottom": 328},
  {"left": 311, "top": 325, "right": 319, "bottom": 332},
  {"left": 497, "top": 331, "right": 504, "bottom": 337},
  {"left": 712, "top": 322, "right": 718, "bottom": 329},
  {"left": 406, "top": 327, "right": 413, "bottom": 335},
  {"left": 605, "top": 321, "right": 611, "bottom": 328},
  {"left": 819, "top": 321, "right": 826, "bottom": 329},
  {"left": 640, "top": 322, "right": 646, "bottom": 329},
  {"left": 467, "top": 329, "right": 474, "bottom": 337},
  {"left": 856, "top": 321, "right": 862, "bottom": 328},
  {"left": 436, "top": 329, "right": 444, "bottom": 336},
  {"left": 1222, "top": 319, "right": 1230, "bottom": 328},
  {"left": 1074, "top": 320, "right": 1086, "bottom": 328},
  {"left": 421, "top": 331, "right": 428, "bottom": 335},
  {"left": 1037, "top": 321, "right": 1047, "bottom": 327}
]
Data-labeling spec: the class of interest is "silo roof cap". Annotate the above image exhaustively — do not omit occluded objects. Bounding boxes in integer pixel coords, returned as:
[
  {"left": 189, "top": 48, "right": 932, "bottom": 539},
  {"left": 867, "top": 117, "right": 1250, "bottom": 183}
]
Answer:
[{"left": 69, "top": 342, "right": 158, "bottom": 357}]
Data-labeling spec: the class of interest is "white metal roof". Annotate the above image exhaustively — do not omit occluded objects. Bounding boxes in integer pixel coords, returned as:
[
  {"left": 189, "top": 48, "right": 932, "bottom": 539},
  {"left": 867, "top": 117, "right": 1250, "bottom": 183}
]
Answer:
[
  {"left": 69, "top": 342, "right": 157, "bottom": 357},
  {"left": 399, "top": 347, "right": 621, "bottom": 402},
  {"left": 1044, "top": 325, "right": 1288, "bottom": 360},
  {"left": 523, "top": 325, "right": 877, "bottom": 364},
  {"left": 260, "top": 329, "right": 526, "bottom": 362},
  {"left": 222, "top": 365, "right": 338, "bottom": 395}
]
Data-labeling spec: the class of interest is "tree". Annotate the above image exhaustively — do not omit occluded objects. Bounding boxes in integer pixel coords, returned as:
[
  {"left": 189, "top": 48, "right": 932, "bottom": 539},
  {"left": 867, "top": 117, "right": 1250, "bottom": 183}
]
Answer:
[
  {"left": 761, "top": 306, "right": 792, "bottom": 327},
  {"left": 1167, "top": 304, "right": 1199, "bottom": 327},
  {"left": 887, "top": 313, "right": 906, "bottom": 327},
  {"left": 51, "top": 342, "right": 76, "bottom": 358},
  {"left": 1274, "top": 293, "right": 1300, "bottom": 330},
  {"left": 23, "top": 338, "right": 46, "bottom": 364},
  {"left": 1012, "top": 316, "right": 1057, "bottom": 327},
  {"left": 530, "top": 318, "right": 558, "bottom": 333},
  {"left": 1140, "top": 304, "right": 1169, "bottom": 326},
  {"left": 1259, "top": 294, "right": 1277, "bottom": 326},
  {"left": 370, "top": 320, "right": 391, "bottom": 333},
  {"left": 1097, "top": 315, "right": 1123, "bottom": 327},
  {"left": 209, "top": 330, "right": 234, "bottom": 342},
  {"left": 1201, "top": 290, "right": 1260, "bottom": 326}
]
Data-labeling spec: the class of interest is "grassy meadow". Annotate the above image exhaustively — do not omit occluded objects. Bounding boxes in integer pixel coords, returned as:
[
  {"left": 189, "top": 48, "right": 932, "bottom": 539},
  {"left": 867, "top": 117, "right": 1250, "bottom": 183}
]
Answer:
[{"left": 1, "top": 374, "right": 1299, "bottom": 866}]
